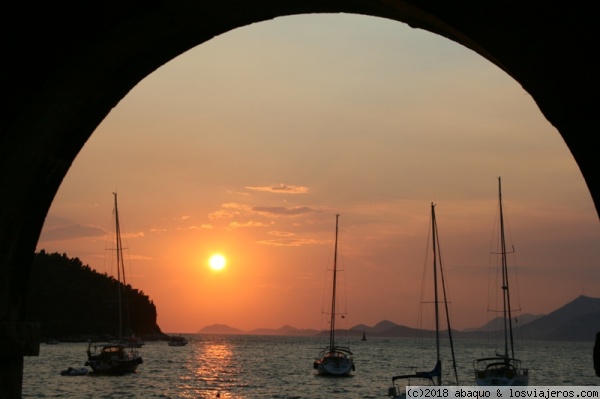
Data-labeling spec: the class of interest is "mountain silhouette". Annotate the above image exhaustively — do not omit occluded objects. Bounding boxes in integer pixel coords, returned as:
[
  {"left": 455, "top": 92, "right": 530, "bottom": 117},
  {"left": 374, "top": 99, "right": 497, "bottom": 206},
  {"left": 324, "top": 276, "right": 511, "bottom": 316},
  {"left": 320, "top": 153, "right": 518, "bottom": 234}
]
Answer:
[
  {"left": 249, "top": 325, "right": 319, "bottom": 336},
  {"left": 515, "top": 295, "right": 600, "bottom": 341},
  {"left": 197, "top": 324, "right": 246, "bottom": 335},
  {"left": 462, "top": 313, "right": 542, "bottom": 332},
  {"left": 197, "top": 295, "right": 600, "bottom": 342}
]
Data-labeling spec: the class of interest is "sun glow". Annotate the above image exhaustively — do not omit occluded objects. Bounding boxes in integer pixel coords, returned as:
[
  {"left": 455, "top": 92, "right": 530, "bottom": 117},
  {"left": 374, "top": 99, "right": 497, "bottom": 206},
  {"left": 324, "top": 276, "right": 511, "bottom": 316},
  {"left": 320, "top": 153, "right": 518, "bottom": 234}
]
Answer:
[{"left": 209, "top": 254, "right": 227, "bottom": 271}]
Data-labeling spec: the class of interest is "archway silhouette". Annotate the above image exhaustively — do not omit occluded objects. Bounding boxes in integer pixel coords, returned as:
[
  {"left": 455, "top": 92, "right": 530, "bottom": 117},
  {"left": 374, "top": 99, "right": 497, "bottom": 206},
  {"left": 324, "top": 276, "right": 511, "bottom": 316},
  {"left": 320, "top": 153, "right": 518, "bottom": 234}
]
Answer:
[{"left": 1, "top": 2, "right": 598, "bottom": 396}]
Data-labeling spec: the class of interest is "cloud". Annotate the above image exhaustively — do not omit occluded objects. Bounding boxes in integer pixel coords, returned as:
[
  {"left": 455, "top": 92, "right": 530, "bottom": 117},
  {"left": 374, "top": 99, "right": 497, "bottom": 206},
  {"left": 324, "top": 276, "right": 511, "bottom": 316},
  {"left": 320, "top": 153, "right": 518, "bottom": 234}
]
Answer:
[
  {"left": 252, "top": 206, "right": 315, "bottom": 216},
  {"left": 207, "top": 203, "right": 315, "bottom": 230},
  {"left": 222, "top": 202, "right": 250, "bottom": 210},
  {"left": 268, "top": 231, "right": 295, "bottom": 237},
  {"left": 208, "top": 209, "right": 238, "bottom": 219},
  {"left": 246, "top": 184, "right": 308, "bottom": 194},
  {"left": 38, "top": 224, "right": 106, "bottom": 242},
  {"left": 228, "top": 221, "right": 270, "bottom": 229},
  {"left": 122, "top": 232, "right": 145, "bottom": 239},
  {"left": 125, "top": 254, "right": 153, "bottom": 261},
  {"left": 256, "top": 238, "right": 325, "bottom": 247},
  {"left": 208, "top": 203, "right": 251, "bottom": 220}
]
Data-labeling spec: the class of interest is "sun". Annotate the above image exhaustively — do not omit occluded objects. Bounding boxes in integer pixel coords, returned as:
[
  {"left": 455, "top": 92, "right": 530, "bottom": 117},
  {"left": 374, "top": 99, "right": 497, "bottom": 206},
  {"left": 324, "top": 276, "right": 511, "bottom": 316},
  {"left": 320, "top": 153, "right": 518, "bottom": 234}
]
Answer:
[{"left": 209, "top": 254, "right": 226, "bottom": 271}]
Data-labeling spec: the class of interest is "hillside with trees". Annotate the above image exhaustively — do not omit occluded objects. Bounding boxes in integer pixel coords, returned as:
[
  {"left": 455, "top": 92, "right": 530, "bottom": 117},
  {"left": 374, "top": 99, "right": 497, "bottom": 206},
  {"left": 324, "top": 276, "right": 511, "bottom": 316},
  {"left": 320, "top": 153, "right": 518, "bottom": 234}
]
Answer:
[{"left": 24, "top": 250, "right": 166, "bottom": 342}]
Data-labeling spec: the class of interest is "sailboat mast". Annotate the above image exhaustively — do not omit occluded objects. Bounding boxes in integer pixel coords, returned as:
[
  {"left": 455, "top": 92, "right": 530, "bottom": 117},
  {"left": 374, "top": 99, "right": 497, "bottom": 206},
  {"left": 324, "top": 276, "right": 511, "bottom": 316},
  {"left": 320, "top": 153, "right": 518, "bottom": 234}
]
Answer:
[
  {"left": 329, "top": 214, "right": 340, "bottom": 352},
  {"left": 113, "top": 192, "right": 125, "bottom": 341},
  {"left": 434, "top": 203, "right": 459, "bottom": 385},
  {"left": 498, "top": 177, "right": 515, "bottom": 360},
  {"left": 431, "top": 203, "right": 441, "bottom": 385}
]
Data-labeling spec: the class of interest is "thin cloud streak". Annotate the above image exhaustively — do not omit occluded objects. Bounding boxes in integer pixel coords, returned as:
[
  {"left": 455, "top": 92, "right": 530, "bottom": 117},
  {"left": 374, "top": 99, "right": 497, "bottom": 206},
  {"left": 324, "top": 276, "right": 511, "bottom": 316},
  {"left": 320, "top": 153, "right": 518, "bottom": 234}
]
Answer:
[
  {"left": 252, "top": 206, "right": 316, "bottom": 216},
  {"left": 39, "top": 224, "right": 105, "bottom": 242},
  {"left": 256, "top": 238, "right": 326, "bottom": 247},
  {"left": 246, "top": 184, "right": 309, "bottom": 194},
  {"left": 228, "top": 221, "right": 270, "bottom": 229}
]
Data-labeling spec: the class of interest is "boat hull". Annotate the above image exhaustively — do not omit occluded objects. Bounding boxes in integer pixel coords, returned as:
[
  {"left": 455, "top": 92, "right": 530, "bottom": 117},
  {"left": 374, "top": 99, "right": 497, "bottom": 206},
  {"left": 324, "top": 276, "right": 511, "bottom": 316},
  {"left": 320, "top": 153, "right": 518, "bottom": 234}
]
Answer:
[
  {"left": 474, "top": 358, "right": 528, "bottom": 386},
  {"left": 168, "top": 336, "right": 188, "bottom": 346},
  {"left": 86, "top": 358, "right": 142, "bottom": 375},
  {"left": 314, "top": 357, "right": 354, "bottom": 376},
  {"left": 313, "top": 348, "right": 355, "bottom": 376},
  {"left": 60, "top": 367, "right": 89, "bottom": 376}
]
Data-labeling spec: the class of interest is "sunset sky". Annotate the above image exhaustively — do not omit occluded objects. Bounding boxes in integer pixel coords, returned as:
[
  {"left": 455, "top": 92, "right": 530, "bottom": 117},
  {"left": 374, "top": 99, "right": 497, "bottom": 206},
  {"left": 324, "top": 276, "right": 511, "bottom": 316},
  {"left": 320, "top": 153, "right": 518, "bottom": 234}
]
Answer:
[{"left": 37, "top": 14, "right": 600, "bottom": 334}]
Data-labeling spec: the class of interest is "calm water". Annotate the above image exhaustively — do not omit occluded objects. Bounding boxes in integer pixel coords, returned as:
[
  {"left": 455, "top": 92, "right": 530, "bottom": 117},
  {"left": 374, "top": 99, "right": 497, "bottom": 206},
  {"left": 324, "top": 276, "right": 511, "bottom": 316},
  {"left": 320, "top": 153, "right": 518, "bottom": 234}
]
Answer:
[{"left": 23, "top": 335, "right": 598, "bottom": 398}]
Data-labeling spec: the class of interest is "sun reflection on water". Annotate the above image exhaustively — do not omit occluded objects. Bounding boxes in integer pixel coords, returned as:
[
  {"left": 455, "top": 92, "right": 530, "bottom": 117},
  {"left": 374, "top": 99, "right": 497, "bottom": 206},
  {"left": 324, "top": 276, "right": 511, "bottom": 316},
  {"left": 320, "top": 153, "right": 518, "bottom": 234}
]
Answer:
[{"left": 191, "top": 338, "right": 238, "bottom": 399}]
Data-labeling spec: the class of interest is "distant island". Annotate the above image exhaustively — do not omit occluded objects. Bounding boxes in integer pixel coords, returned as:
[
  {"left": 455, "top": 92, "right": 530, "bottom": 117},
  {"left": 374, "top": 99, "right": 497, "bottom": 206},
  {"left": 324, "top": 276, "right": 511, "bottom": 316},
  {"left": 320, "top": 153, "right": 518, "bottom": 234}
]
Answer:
[{"left": 198, "top": 295, "right": 600, "bottom": 342}]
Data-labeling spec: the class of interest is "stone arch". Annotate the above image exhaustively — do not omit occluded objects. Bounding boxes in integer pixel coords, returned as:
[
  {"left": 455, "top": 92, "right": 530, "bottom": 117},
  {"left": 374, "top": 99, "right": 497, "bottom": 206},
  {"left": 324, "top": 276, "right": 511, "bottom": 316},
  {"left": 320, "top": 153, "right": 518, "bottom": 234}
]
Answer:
[{"left": 1, "top": 1, "right": 598, "bottom": 395}]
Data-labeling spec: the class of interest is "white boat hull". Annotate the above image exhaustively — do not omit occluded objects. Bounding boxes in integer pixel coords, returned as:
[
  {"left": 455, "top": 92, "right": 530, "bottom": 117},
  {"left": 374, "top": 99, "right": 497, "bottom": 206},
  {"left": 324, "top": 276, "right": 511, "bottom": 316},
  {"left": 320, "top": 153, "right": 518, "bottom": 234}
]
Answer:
[
  {"left": 315, "top": 357, "right": 354, "bottom": 376},
  {"left": 474, "top": 357, "right": 528, "bottom": 386},
  {"left": 314, "top": 348, "right": 355, "bottom": 376}
]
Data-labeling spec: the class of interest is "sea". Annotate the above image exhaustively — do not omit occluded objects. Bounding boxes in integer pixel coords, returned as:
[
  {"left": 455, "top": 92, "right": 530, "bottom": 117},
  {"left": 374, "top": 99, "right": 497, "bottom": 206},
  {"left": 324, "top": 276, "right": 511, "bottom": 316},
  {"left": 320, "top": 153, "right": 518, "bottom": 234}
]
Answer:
[{"left": 23, "top": 335, "right": 598, "bottom": 398}]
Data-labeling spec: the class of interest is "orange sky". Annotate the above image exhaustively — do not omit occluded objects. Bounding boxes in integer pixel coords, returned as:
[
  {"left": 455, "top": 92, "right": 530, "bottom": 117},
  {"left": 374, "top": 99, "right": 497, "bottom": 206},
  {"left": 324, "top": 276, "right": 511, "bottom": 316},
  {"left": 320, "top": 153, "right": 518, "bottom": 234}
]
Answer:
[{"left": 37, "top": 14, "right": 600, "bottom": 334}]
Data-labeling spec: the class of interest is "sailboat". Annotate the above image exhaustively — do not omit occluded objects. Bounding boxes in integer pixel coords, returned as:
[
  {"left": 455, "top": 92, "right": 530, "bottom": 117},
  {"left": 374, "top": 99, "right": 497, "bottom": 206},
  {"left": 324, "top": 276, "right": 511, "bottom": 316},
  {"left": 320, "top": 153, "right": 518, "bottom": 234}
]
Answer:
[
  {"left": 85, "top": 192, "right": 143, "bottom": 375},
  {"left": 313, "top": 214, "right": 355, "bottom": 376},
  {"left": 388, "top": 203, "right": 458, "bottom": 398},
  {"left": 473, "top": 177, "right": 528, "bottom": 386},
  {"left": 168, "top": 335, "right": 189, "bottom": 346}
]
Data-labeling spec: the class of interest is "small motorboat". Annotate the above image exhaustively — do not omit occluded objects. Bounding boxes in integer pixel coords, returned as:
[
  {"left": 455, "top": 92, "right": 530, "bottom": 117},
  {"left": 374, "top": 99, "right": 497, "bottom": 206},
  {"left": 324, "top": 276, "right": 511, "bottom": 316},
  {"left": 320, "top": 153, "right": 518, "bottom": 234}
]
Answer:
[
  {"left": 168, "top": 335, "right": 188, "bottom": 346},
  {"left": 60, "top": 367, "right": 89, "bottom": 376},
  {"left": 86, "top": 342, "right": 142, "bottom": 375}
]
